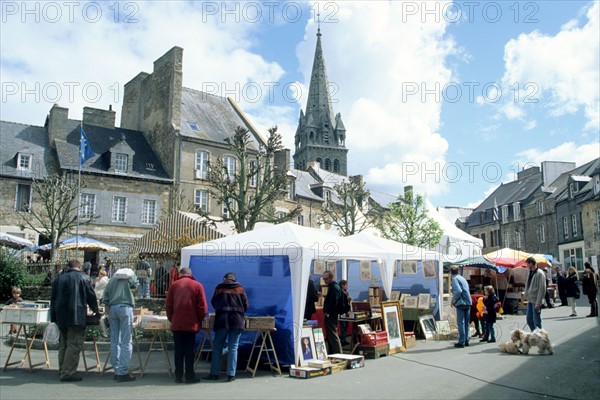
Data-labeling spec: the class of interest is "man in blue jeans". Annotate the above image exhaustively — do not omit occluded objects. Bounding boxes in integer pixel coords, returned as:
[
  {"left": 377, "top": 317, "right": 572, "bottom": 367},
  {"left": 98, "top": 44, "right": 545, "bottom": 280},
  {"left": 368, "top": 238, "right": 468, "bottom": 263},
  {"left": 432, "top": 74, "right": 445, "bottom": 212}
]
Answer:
[
  {"left": 204, "top": 272, "right": 249, "bottom": 382},
  {"left": 450, "top": 265, "right": 472, "bottom": 348},
  {"left": 525, "top": 257, "right": 547, "bottom": 331},
  {"left": 102, "top": 268, "right": 139, "bottom": 382}
]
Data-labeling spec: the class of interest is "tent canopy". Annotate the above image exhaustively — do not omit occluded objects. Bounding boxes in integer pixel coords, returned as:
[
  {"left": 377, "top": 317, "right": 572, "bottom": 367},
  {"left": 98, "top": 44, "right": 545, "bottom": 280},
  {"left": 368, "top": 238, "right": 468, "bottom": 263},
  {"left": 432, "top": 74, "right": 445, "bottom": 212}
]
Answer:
[
  {"left": 181, "top": 222, "right": 391, "bottom": 365},
  {"left": 59, "top": 236, "right": 119, "bottom": 252},
  {"left": 131, "top": 212, "right": 231, "bottom": 256},
  {"left": 454, "top": 256, "right": 506, "bottom": 273},
  {"left": 485, "top": 248, "right": 551, "bottom": 268},
  {"left": 0, "top": 232, "right": 33, "bottom": 250}
]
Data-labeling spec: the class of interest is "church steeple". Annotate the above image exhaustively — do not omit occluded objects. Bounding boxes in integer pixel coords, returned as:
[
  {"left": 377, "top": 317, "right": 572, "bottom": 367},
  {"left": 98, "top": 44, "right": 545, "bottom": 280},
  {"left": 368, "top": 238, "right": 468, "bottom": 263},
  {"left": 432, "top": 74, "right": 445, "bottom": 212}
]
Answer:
[{"left": 293, "top": 28, "right": 348, "bottom": 175}]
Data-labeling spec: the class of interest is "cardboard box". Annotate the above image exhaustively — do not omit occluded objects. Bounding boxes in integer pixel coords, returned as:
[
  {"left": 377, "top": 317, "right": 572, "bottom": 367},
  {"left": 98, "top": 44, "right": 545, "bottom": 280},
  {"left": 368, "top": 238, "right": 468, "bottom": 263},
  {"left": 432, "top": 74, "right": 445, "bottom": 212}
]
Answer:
[
  {"left": 289, "top": 365, "right": 332, "bottom": 379},
  {"left": 404, "top": 334, "right": 416, "bottom": 349},
  {"left": 133, "top": 308, "right": 149, "bottom": 316},
  {"left": 141, "top": 315, "right": 169, "bottom": 330},
  {"left": 360, "top": 331, "right": 388, "bottom": 346},
  {"left": 308, "top": 360, "right": 332, "bottom": 369},
  {"left": 330, "top": 360, "right": 346, "bottom": 374},
  {"left": 245, "top": 316, "right": 275, "bottom": 330},
  {"left": 2, "top": 306, "right": 50, "bottom": 324},
  {"left": 327, "top": 354, "right": 365, "bottom": 369}
]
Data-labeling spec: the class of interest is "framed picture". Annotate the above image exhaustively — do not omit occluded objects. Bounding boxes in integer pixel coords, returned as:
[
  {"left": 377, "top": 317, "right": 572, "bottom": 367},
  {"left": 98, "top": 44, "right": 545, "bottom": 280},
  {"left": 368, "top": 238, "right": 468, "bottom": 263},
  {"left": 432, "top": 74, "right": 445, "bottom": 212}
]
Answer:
[
  {"left": 312, "top": 327, "right": 327, "bottom": 361},
  {"left": 403, "top": 295, "right": 418, "bottom": 309},
  {"left": 390, "top": 290, "right": 401, "bottom": 301},
  {"left": 419, "top": 314, "right": 437, "bottom": 340},
  {"left": 400, "top": 260, "right": 417, "bottom": 274},
  {"left": 443, "top": 273, "right": 451, "bottom": 296},
  {"left": 422, "top": 260, "right": 436, "bottom": 278},
  {"left": 326, "top": 261, "right": 337, "bottom": 277},
  {"left": 381, "top": 301, "right": 406, "bottom": 354},
  {"left": 313, "top": 260, "right": 325, "bottom": 275},
  {"left": 417, "top": 293, "right": 431, "bottom": 309},
  {"left": 360, "top": 260, "right": 372, "bottom": 281},
  {"left": 299, "top": 327, "right": 317, "bottom": 366},
  {"left": 393, "top": 263, "right": 398, "bottom": 278},
  {"left": 358, "top": 324, "right": 372, "bottom": 334}
]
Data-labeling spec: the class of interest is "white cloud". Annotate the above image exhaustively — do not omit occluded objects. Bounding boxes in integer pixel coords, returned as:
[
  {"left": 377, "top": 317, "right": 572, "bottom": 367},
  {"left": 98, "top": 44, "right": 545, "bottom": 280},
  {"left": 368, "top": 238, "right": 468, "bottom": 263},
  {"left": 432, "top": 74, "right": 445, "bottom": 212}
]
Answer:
[
  {"left": 515, "top": 141, "right": 599, "bottom": 167},
  {"left": 500, "top": 1, "right": 599, "bottom": 130},
  {"left": 294, "top": 1, "right": 456, "bottom": 197},
  {"left": 524, "top": 120, "right": 537, "bottom": 130}
]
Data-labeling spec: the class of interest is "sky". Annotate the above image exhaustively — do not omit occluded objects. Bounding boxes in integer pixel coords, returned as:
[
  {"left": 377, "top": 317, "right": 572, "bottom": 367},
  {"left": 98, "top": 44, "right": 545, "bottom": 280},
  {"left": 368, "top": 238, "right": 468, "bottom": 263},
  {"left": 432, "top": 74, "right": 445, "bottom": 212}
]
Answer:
[{"left": 1, "top": 0, "right": 598, "bottom": 209}]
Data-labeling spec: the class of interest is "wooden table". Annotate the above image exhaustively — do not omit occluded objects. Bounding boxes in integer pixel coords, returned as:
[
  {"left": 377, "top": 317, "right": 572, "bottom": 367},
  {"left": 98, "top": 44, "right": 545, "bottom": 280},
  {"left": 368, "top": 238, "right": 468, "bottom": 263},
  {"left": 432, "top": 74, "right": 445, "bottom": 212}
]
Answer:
[
  {"left": 193, "top": 329, "right": 213, "bottom": 370},
  {"left": 140, "top": 328, "right": 172, "bottom": 378},
  {"left": 244, "top": 328, "right": 282, "bottom": 377},
  {"left": 2, "top": 323, "right": 50, "bottom": 372}
]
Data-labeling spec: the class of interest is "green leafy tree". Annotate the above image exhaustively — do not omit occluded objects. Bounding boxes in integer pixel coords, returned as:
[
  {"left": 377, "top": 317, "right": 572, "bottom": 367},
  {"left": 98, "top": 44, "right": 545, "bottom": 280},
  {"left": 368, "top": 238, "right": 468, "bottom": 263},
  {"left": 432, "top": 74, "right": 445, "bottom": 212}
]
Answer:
[
  {"left": 16, "top": 174, "right": 97, "bottom": 260},
  {"left": 0, "top": 247, "right": 25, "bottom": 300},
  {"left": 378, "top": 189, "right": 443, "bottom": 248},
  {"left": 321, "top": 176, "right": 377, "bottom": 236},
  {"left": 203, "top": 126, "right": 301, "bottom": 233}
]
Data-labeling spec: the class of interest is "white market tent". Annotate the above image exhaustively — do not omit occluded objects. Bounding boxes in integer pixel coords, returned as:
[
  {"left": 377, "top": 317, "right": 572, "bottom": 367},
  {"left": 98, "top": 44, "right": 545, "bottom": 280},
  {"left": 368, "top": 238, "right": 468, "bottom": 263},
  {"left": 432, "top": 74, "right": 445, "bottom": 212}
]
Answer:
[
  {"left": 346, "top": 230, "right": 443, "bottom": 315},
  {"left": 424, "top": 198, "right": 483, "bottom": 263},
  {"left": 181, "top": 222, "right": 392, "bottom": 364}
]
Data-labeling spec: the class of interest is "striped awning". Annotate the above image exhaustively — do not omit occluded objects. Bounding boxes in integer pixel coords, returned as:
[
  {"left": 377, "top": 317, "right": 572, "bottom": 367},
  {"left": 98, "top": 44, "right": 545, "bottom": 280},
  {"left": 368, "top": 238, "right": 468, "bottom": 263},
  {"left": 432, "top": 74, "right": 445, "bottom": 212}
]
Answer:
[{"left": 130, "top": 212, "right": 230, "bottom": 256}]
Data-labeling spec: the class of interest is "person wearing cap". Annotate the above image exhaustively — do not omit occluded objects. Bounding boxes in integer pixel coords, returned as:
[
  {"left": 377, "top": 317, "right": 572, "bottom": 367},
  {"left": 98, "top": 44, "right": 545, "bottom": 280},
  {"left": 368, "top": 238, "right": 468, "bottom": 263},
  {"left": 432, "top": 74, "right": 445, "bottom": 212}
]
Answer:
[{"left": 204, "top": 272, "right": 249, "bottom": 382}]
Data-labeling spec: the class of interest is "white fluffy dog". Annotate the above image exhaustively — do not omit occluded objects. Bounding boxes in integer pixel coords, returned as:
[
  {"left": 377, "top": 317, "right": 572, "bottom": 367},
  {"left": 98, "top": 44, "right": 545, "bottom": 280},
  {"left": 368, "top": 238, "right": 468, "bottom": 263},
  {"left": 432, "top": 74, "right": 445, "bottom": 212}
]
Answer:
[
  {"left": 511, "top": 328, "right": 554, "bottom": 355},
  {"left": 499, "top": 341, "right": 521, "bottom": 355}
]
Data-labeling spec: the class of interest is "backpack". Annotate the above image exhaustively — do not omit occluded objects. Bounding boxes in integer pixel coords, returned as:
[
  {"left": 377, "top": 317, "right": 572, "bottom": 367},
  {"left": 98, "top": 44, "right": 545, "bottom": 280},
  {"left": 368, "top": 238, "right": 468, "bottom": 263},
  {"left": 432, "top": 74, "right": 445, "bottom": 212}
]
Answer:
[{"left": 337, "top": 289, "right": 351, "bottom": 315}]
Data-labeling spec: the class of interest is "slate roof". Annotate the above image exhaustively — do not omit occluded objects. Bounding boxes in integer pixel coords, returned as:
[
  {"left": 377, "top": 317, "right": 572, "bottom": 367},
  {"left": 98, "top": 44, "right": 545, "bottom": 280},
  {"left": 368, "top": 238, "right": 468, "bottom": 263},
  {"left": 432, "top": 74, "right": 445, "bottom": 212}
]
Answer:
[
  {"left": 0, "top": 121, "right": 59, "bottom": 179},
  {"left": 547, "top": 158, "right": 598, "bottom": 203},
  {"left": 473, "top": 168, "right": 543, "bottom": 213},
  {"left": 289, "top": 169, "right": 324, "bottom": 201},
  {"left": 179, "top": 88, "right": 264, "bottom": 150},
  {"left": 55, "top": 119, "right": 170, "bottom": 181}
]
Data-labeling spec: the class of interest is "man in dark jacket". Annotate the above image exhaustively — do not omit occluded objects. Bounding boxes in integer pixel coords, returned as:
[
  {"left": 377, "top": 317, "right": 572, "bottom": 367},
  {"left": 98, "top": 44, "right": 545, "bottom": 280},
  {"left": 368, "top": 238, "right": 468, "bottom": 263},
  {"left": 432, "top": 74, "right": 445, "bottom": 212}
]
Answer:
[
  {"left": 204, "top": 272, "right": 248, "bottom": 382},
  {"left": 166, "top": 267, "right": 208, "bottom": 384},
  {"left": 304, "top": 277, "right": 318, "bottom": 320},
  {"left": 322, "top": 270, "right": 342, "bottom": 355},
  {"left": 50, "top": 259, "right": 99, "bottom": 382}
]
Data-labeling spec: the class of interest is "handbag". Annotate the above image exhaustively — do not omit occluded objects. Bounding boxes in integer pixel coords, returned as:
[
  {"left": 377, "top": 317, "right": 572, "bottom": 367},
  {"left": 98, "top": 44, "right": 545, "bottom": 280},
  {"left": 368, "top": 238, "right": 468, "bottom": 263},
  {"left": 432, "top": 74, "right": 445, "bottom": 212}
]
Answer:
[
  {"left": 86, "top": 313, "right": 101, "bottom": 326},
  {"left": 574, "top": 284, "right": 581, "bottom": 300}
]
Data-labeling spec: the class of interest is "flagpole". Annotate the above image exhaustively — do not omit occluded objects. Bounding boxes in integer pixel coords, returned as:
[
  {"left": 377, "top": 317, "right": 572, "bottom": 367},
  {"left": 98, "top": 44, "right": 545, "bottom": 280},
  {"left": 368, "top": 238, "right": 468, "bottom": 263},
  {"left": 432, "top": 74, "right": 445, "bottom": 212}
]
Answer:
[{"left": 76, "top": 122, "right": 82, "bottom": 252}]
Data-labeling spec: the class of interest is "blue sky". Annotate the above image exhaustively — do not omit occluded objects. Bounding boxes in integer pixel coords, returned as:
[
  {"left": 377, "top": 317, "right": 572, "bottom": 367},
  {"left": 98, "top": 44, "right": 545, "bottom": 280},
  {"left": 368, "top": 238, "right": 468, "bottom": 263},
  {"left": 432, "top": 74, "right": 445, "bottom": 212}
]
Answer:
[{"left": 1, "top": 1, "right": 598, "bottom": 209}]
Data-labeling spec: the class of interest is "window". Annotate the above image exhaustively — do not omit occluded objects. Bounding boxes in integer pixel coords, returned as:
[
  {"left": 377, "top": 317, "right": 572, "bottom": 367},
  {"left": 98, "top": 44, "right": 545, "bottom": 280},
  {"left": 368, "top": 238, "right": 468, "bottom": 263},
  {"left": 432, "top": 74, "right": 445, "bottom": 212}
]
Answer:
[
  {"left": 569, "top": 182, "right": 578, "bottom": 197},
  {"left": 572, "top": 214, "right": 578, "bottom": 237},
  {"left": 515, "top": 231, "right": 522, "bottom": 248},
  {"left": 539, "top": 225, "right": 546, "bottom": 243},
  {"left": 194, "top": 189, "right": 208, "bottom": 212},
  {"left": 249, "top": 161, "right": 257, "bottom": 187},
  {"left": 142, "top": 199, "right": 157, "bottom": 225},
  {"left": 563, "top": 216, "right": 569, "bottom": 238},
  {"left": 286, "top": 180, "right": 295, "bottom": 200},
  {"left": 297, "top": 214, "right": 305, "bottom": 226},
  {"left": 501, "top": 205, "right": 508, "bottom": 223},
  {"left": 222, "top": 198, "right": 234, "bottom": 218},
  {"left": 188, "top": 122, "right": 200, "bottom": 131},
  {"left": 15, "top": 183, "right": 31, "bottom": 211},
  {"left": 111, "top": 196, "right": 127, "bottom": 222},
  {"left": 277, "top": 211, "right": 287, "bottom": 219},
  {"left": 324, "top": 159, "right": 331, "bottom": 171},
  {"left": 596, "top": 209, "right": 600, "bottom": 232},
  {"left": 537, "top": 200, "right": 545, "bottom": 215},
  {"left": 333, "top": 159, "right": 339, "bottom": 173},
  {"left": 480, "top": 233, "right": 486, "bottom": 248},
  {"left": 223, "top": 156, "right": 236, "bottom": 180},
  {"left": 17, "top": 153, "right": 32, "bottom": 171},
  {"left": 503, "top": 231, "right": 510, "bottom": 248},
  {"left": 513, "top": 203, "right": 520, "bottom": 221},
  {"left": 195, "top": 150, "right": 209, "bottom": 180},
  {"left": 324, "top": 189, "right": 332, "bottom": 202},
  {"left": 79, "top": 193, "right": 96, "bottom": 219},
  {"left": 115, "top": 153, "right": 128, "bottom": 173}
]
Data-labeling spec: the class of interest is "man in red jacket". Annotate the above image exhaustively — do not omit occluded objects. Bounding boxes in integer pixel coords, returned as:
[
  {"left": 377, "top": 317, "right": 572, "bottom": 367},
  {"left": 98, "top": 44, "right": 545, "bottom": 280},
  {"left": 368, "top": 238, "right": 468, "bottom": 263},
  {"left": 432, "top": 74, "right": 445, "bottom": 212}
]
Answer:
[{"left": 166, "top": 267, "right": 208, "bottom": 384}]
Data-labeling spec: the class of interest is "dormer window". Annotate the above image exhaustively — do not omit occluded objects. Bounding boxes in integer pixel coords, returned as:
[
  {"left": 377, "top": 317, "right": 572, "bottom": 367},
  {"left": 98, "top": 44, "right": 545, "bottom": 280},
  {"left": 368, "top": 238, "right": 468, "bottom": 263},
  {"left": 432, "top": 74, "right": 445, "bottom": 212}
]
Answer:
[
  {"left": 114, "top": 153, "right": 128, "bottom": 173},
  {"left": 513, "top": 202, "right": 520, "bottom": 221},
  {"left": 286, "top": 180, "right": 295, "bottom": 200},
  {"left": 17, "top": 153, "right": 32, "bottom": 171},
  {"left": 569, "top": 182, "right": 578, "bottom": 197}
]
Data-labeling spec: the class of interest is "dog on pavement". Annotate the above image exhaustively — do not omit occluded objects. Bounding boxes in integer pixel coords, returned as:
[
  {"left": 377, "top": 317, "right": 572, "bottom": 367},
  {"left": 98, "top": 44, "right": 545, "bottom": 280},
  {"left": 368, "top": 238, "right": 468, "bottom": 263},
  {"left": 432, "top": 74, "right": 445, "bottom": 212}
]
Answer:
[
  {"left": 511, "top": 328, "right": 554, "bottom": 355},
  {"left": 499, "top": 340, "right": 521, "bottom": 354}
]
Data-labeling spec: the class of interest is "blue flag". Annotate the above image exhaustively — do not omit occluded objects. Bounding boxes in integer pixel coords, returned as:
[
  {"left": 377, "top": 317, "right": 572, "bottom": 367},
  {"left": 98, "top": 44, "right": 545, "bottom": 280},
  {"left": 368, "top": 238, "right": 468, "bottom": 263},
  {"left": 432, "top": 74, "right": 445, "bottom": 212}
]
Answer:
[{"left": 80, "top": 127, "right": 94, "bottom": 166}]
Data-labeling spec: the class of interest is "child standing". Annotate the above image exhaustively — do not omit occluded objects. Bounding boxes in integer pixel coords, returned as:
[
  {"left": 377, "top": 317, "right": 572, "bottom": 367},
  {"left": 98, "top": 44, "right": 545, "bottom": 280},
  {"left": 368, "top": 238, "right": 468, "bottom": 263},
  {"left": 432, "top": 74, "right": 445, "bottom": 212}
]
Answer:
[
  {"left": 479, "top": 285, "right": 499, "bottom": 343},
  {"left": 5, "top": 287, "right": 23, "bottom": 335}
]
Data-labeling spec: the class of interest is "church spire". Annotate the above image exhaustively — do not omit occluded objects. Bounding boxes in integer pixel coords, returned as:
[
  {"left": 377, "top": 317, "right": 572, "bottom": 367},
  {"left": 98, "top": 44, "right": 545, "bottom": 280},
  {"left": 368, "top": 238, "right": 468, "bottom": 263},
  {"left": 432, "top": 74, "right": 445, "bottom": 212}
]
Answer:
[{"left": 293, "top": 27, "right": 348, "bottom": 175}]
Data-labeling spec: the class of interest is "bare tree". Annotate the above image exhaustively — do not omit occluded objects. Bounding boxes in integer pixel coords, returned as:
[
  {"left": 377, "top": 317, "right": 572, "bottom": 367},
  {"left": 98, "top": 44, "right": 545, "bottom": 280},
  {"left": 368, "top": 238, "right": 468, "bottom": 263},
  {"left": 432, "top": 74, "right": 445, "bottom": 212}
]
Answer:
[
  {"left": 202, "top": 126, "right": 301, "bottom": 233},
  {"left": 320, "top": 176, "right": 377, "bottom": 236},
  {"left": 17, "top": 173, "right": 97, "bottom": 260}
]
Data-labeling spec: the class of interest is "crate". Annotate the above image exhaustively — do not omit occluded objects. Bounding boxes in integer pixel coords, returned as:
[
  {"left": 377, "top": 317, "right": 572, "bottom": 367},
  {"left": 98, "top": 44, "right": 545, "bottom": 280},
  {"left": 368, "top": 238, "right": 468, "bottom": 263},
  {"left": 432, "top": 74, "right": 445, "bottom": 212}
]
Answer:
[
  {"left": 133, "top": 308, "right": 149, "bottom": 316},
  {"left": 2, "top": 307, "right": 50, "bottom": 324},
  {"left": 360, "top": 331, "right": 388, "bottom": 346},
  {"left": 330, "top": 360, "right": 347, "bottom": 374},
  {"left": 356, "top": 343, "right": 389, "bottom": 359},
  {"left": 245, "top": 316, "right": 275, "bottom": 330},
  {"left": 289, "top": 365, "right": 332, "bottom": 379},
  {"left": 404, "top": 334, "right": 416, "bottom": 349},
  {"left": 141, "top": 315, "right": 169, "bottom": 330},
  {"left": 327, "top": 354, "right": 365, "bottom": 369}
]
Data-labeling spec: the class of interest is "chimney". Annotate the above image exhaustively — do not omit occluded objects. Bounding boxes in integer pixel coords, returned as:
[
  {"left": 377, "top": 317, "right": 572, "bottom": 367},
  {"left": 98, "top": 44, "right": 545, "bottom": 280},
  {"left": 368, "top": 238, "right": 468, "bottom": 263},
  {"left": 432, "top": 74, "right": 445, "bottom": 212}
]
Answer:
[
  {"left": 517, "top": 166, "right": 540, "bottom": 180},
  {"left": 83, "top": 106, "right": 116, "bottom": 129},
  {"left": 47, "top": 104, "right": 69, "bottom": 148},
  {"left": 274, "top": 149, "right": 291, "bottom": 172}
]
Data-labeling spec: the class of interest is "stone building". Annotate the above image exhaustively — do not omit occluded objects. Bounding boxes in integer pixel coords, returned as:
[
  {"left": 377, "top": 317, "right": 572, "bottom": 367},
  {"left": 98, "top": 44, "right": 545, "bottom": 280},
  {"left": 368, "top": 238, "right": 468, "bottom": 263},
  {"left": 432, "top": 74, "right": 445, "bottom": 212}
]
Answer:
[{"left": 579, "top": 166, "right": 600, "bottom": 265}]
